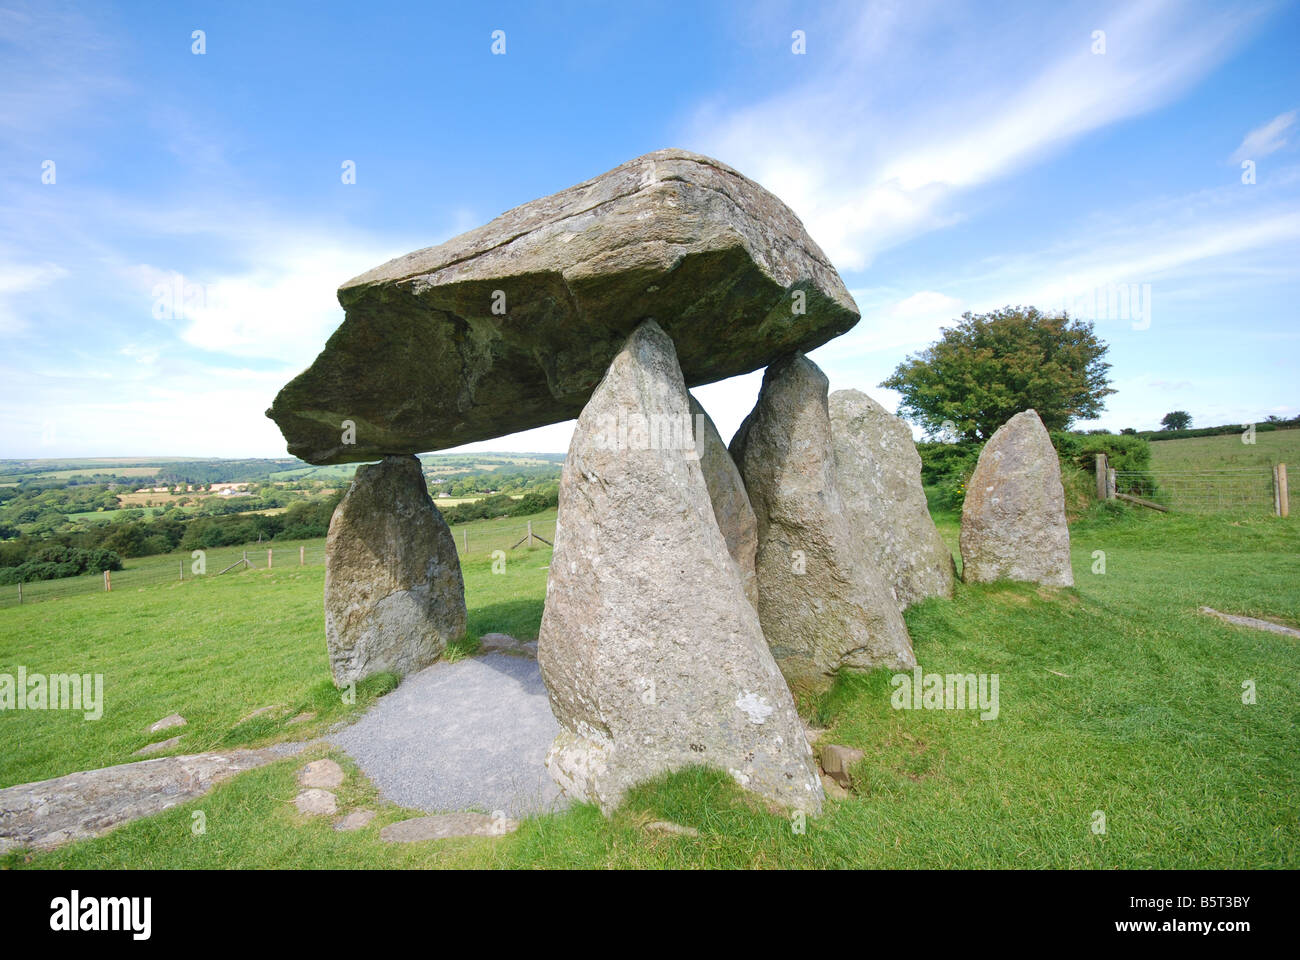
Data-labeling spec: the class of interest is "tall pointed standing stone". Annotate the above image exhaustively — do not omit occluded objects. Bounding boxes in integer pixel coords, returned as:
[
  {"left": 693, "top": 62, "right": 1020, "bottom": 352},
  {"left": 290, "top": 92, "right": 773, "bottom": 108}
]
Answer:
[
  {"left": 732, "top": 355, "right": 915, "bottom": 693},
  {"left": 829, "top": 389, "right": 955, "bottom": 609},
  {"left": 538, "top": 321, "right": 822, "bottom": 815},
  {"left": 960, "top": 409, "right": 1073, "bottom": 586},
  {"left": 689, "top": 394, "right": 760, "bottom": 611},
  {"left": 324, "top": 455, "right": 466, "bottom": 686}
]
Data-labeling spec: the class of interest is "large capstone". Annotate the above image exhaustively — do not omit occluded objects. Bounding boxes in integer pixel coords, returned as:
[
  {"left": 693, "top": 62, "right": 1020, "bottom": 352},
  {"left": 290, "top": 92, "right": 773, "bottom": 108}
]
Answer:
[
  {"left": 325, "top": 455, "right": 466, "bottom": 685},
  {"left": 268, "top": 149, "right": 860, "bottom": 464},
  {"left": 537, "top": 320, "right": 823, "bottom": 815},
  {"left": 959, "top": 409, "right": 1074, "bottom": 586},
  {"left": 828, "top": 389, "right": 955, "bottom": 609},
  {"left": 689, "top": 393, "right": 759, "bottom": 610},
  {"left": 732, "top": 355, "right": 915, "bottom": 692}
]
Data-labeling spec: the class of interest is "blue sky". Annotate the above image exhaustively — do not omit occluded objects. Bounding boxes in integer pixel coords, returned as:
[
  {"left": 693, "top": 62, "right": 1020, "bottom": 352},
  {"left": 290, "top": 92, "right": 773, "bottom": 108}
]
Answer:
[{"left": 2, "top": 0, "right": 1297, "bottom": 458}]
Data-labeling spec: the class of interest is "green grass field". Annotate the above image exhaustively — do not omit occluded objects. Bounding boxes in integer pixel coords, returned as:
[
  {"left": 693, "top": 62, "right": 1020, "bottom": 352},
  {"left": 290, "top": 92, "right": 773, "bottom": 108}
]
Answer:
[
  {"left": 1149, "top": 426, "right": 1300, "bottom": 472},
  {"left": 1, "top": 498, "right": 1296, "bottom": 869}
]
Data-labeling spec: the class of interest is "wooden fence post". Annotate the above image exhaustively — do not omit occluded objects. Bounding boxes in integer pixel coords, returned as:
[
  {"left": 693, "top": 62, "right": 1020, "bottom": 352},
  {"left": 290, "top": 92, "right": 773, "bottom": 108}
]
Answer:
[
  {"left": 267, "top": 548, "right": 273, "bottom": 569},
  {"left": 527, "top": 520, "right": 534, "bottom": 546},
  {"left": 1278, "top": 463, "right": 1289, "bottom": 518},
  {"left": 1095, "top": 454, "right": 1109, "bottom": 500},
  {"left": 179, "top": 559, "right": 184, "bottom": 581},
  {"left": 104, "top": 569, "right": 111, "bottom": 592},
  {"left": 462, "top": 530, "right": 467, "bottom": 553},
  {"left": 1106, "top": 467, "right": 1117, "bottom": 500},
  {"left": 300, "top": 545, "right": 305, "bottom": 566},
  {"left": 17, "top": 581, "right": 21, "bottom": 604}
]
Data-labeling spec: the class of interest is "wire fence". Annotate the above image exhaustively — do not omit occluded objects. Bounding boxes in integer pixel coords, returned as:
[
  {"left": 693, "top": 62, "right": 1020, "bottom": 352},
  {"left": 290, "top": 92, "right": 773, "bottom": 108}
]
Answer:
[
  {"left": 1113, "top": 467, "right": 1288, "bottom": 514},
  {"left": 0, "top": 518, "right": 558, "bottom": 611}
]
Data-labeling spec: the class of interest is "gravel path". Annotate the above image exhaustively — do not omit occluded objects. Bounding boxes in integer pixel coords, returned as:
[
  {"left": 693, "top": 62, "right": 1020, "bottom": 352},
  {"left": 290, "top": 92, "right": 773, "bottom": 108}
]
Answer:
[{"left": 328, "top": 653, "right": 567, "bottom": 818}]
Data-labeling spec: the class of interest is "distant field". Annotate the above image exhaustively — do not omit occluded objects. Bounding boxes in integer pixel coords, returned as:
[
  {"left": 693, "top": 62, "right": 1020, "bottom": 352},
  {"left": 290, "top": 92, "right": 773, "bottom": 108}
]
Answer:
[
  {"left": 0, "top": 509, "right": 557, "bottom": 609},
  {"left": 1150, "top": 426, "right": 1300, "bottom": 471},
  {"left": 1141, "top": 427, "right": 1297, "bottom": 513}
]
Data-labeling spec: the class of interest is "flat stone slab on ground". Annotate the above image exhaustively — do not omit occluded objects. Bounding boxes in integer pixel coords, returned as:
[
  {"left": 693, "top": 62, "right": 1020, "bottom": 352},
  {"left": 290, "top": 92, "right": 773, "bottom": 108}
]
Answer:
[
  {"left": 380, "top": 812, "right": 518, "bottom": 843},
  {"left": 134, "top": 736, "right": 183, "bottom": 757},
  {"left": 1198, "top": 606, "right": 1300, "bottom": 638},
  {"left": 298, "top": 759, "right": 344, "bottom": 789},
  {"left": 0, "top": 743, "right": 306, "bottom": 852},
  {"left": 334, "top": 809, "right": 375, "bottom": 832},
  {"left": 149, "top": 713, "right": 187, "bottom": 733},
  {"left": 294, "top": 789, "right": 337, "bottom": 816},
  {"left": 328, "top": 653, "right": 566, "bottom": 819}
]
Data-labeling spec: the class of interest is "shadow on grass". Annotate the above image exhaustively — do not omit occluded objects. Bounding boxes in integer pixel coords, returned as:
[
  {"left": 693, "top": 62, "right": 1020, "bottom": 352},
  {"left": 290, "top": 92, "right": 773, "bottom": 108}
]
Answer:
[{"left": 468, "top": 597, "right": 545, "bottom": 642}]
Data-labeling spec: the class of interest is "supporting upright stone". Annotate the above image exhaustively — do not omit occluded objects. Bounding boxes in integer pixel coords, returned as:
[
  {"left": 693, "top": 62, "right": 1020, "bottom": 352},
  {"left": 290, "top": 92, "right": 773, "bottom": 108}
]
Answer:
[
  {"left": 732, "top": 355, "right": 915, "bottom": 693},
  {"left": 538, "top": 321, "right": 822, "bottom": 815},
  {"left": 689, "top": 394, "right": 759, "bottom": 610},
  {"left": 960, "top": 409, "right": 1074, "bottom": 586},
  {"left": 325, "top": 455, "right": 466, "bottom": 685},
  {"left": 829, "top": 389, "right": 955, "bottom": 609}
]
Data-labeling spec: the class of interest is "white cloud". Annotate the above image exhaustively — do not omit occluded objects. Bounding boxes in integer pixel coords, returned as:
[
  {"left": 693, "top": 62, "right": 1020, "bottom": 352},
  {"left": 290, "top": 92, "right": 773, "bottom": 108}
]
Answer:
[
  {"left": 1230, "top": 110, "right": 1297, "bottom": 164},
  {"left": 127, "top": 239, "right": 396, "bottom": 364},
  {"left": 685, "top": 0, "right": 1264, "bottom": 270},
  {"left": 0, "top": 260, "right": 67, "bottom": 333}
]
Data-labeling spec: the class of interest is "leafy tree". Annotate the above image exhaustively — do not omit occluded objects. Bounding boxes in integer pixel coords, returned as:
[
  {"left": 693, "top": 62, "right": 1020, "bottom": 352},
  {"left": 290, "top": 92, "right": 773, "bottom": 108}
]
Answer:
[
  {"left": 880, "top": 306, "right": 1114, "bottom": 440},
  {"left": 1160, "top": 411, "right": 1192, "bottom": 430}
]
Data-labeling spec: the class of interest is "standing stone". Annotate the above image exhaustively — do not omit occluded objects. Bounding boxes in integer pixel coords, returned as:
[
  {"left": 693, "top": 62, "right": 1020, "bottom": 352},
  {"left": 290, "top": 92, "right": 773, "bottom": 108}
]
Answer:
[
  {"left": 828, "top": 389, "right": 955, "bottom": 609},
  {"left": 325, "top": 455, "right": 466, "bottom": 686},
  {"left": 960, "top": 409, "right": 1073, "bottom": 586},
  {"left": 538, "top": 320, "right": 822, "bottom": 815},
  {"left": 689, "top": 394, "right": 759, "bottom": 610},
  {"left": 732, "top": 355, "right": 915, "bottom": 692}
]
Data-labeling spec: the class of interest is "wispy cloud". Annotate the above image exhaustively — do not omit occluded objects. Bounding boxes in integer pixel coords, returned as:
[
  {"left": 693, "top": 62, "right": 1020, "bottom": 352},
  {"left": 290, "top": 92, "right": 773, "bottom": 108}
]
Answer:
[
  {"left": 685, "top": 0, "right": 1266, "bottom": 271},
  {"left": 1230, "top": 110, "right": 1297, "bottom": 164}
]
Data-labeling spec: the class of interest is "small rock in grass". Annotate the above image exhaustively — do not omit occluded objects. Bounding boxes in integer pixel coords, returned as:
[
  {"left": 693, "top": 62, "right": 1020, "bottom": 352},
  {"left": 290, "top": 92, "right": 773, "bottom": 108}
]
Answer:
[
  {"left": 802, "top": 722, "right": 828, "bottom": 746},
  {"left": 379, "top": 812, "right": 517, "bottom": 843},
  {"left": 645, "top": 821, "right": 700, "bottom": 838},
  {"left": 819, "top": 744, "right": 865, "bottom": 789},
  {"left": 134, "top": 736, "right": 182, "bottom": 757},
  {"left": 478, "top": 632, "right": 519, "bottom": 654},
  {"left": 294, "top": 789, "right": 337, "bottom": 816},
  {"left": 149, "top": 713, "right": 187, "bottom": 733},
  {"left": 820, "top": 773, "right": 850, "bottom": 800},
  {"left": 298, "top": 759, "right": 344, "bottom": 789},
  {"left": 334, "top": 810, "right": 375, "bottom": 832},
  {"left": 238, "top": 705, "right": 284, "bottom": 724}
]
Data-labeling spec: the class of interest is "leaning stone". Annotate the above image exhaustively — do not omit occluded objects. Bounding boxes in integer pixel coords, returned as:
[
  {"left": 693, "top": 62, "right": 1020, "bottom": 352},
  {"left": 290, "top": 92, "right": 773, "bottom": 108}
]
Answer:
[
  {"left": 959, "top": 410, "right": 1073, "bottom": 586},
  {"left": 690, "top": 393, "right": 759, "bottom": 610},
  {"left": 732, "top": 354, "right": 915, "bottom": 692},
  {"left": 0, "top": 748, "right": 295, "bottom": 851},
  {"left": 267, "top": 149, "right": 860, "bottom": 464},
  {"left": 818, "top": 744, "right": 865, "bottom": 789},
  {"left": 149, "top": 713, "right": 186, "bottom": 733},
  {"left": 298, "top": 759, "right": 345, "bottom": 790},
  {"left": 538, "top": 320, "right": 822, "bottom": 815},
  {"left": 325, "top": 454, "right": 467, "bottom": 686},
  {"left": 379, "top": 812, "right": 517, "bottom": 843},
  {"left": 134, "top": 736, "right": 182, "bottom": 757},
  {"left": 828, "top": 389, "right": 956, "bottom": 609},
  {"left": 334, "top": 810, "right": 375, "bottom": 832}
]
